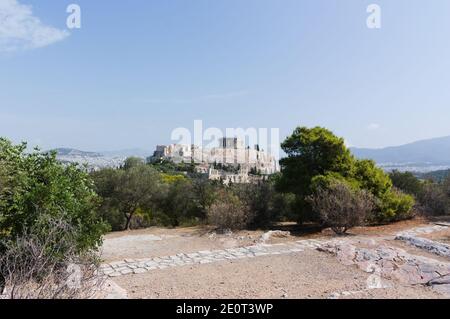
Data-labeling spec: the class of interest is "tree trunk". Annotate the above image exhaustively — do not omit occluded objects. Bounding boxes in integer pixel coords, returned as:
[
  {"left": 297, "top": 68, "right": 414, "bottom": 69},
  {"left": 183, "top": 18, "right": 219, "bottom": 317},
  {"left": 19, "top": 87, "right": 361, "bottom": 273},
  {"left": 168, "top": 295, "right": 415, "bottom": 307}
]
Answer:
[
  {"left": 124, "top": 214, "right": 132, "bottom": 231},
  {"left": 0, "top": 273, "right": 5, "bottom": 295}
]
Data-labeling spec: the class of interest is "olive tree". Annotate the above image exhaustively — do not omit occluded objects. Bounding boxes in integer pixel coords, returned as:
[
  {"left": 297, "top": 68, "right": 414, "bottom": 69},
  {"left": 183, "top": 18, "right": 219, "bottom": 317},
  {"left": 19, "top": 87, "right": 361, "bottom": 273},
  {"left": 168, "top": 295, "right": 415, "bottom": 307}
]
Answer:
[{"left": 93, "top": 164, "right": 163, "bottom": 230}]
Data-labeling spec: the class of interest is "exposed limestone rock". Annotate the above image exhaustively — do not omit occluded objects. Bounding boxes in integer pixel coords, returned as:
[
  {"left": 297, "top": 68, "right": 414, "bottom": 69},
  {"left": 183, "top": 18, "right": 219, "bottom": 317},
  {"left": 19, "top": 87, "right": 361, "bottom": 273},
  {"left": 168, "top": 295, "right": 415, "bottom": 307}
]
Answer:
[
  {"left": 258, "top": 230, "right": 291, "bottom": 243},
  {"left": 98, "top": 279, "right": 128, "bottom": 299},
  {"left": 428, "top": 274, "right": 450, "bottom": 285},
  {"left": 396, "top": 235, "right": 450, "bottom": 258},
  {"left": 318, "top": 241, "right": 450, "bottom": 295},
  {"left": 428, "top": 275, "right": 450, "bottom": 295}
]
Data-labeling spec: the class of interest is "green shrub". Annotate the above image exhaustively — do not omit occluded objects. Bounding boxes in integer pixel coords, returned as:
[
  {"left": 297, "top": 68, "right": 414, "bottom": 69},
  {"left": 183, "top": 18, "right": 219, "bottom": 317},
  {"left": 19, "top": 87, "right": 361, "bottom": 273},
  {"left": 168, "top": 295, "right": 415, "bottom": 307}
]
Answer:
[
  {"left": 129, "top": 207, "right": 153, "bottom": 229},
  {"left": 151, "top": 211, "right": 173, "bottom": 227},
  {"left": 0, "top": 139, "right": 108, "bottom": 293},
  {"left": 389, "top": 171, "right": 449, "bottom": 217},
  {"left": 418, "top": 183, "right": 449, "bottom": 216},
  {"left": 0, "top": 138, "right": 108, "bottom": 252},
  {"left": 159, "top": 177, "right": 199, "bottom": 227},
  {"left": 353, "top": 159, "right": 392, "bottom": 198},
  {"left": 374, "top": 189, "right": 415, "bottom": 223},
  {"left": 389, "top": 170, "right": 424, "bottom": 196}
]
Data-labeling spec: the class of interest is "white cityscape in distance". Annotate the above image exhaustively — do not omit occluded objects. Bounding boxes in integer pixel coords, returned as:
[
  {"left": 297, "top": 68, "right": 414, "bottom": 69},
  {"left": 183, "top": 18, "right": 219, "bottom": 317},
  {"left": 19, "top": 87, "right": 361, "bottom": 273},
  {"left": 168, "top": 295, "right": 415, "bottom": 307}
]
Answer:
[{"left": 54, "top": 148, "right": 128, "bottom": 171}]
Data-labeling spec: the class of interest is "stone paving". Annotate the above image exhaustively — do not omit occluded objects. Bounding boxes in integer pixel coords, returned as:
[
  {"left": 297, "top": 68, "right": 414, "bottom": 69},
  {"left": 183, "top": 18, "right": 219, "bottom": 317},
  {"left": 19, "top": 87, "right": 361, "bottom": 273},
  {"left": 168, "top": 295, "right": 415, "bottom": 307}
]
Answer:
[
  {"left": 101, "top": 223, "right": 450, "bottom": 279},
  {"left": 100, "top": 238, "right": 328, "bottom": 277}
]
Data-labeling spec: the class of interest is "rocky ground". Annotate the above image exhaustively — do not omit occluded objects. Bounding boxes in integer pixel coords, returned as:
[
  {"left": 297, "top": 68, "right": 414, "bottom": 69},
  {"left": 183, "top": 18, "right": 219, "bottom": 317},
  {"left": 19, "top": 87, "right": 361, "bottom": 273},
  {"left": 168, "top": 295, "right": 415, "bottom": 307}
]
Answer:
[{"left": 99, "top": 219, "right": 450, "bottom": 299}]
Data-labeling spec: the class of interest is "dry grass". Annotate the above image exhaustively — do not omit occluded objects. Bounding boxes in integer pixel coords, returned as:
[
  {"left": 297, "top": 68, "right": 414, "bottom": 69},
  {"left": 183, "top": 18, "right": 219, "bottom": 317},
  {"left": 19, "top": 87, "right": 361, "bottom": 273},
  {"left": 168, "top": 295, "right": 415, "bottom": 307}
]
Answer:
[{"left": 0, "top": 220, "right": 104, "bottom": 299}]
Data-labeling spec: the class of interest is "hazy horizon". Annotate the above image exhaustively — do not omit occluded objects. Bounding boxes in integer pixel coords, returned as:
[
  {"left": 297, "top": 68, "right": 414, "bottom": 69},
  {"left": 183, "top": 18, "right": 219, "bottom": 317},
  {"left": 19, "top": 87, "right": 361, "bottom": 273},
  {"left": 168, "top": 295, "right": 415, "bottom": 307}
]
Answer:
[
  {"left": 2, "top": 1, "right": 450, "bottom": 152},
  {"left": 32, "top": 133, "right": 450, "bottom": 156}
]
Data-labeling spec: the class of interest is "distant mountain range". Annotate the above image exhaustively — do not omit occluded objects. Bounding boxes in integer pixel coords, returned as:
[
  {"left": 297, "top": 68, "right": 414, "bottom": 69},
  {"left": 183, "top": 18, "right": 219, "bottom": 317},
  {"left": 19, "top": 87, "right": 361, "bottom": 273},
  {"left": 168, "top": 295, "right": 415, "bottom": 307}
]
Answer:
[{"left": 351, "top": 136, "right": 450, "bottom": 172}]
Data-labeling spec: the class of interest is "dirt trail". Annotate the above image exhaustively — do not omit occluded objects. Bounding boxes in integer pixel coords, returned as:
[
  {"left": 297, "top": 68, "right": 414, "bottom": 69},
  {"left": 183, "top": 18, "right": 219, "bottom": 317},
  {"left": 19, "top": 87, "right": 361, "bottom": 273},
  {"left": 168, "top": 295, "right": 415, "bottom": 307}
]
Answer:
[
  {"left": 101, "top": 219, "right": 450, "bottom": 299},
  {"left": 112, "top": 250, "right": 441, "bottom": 299},
  {"left": 101, "top": 227, "right": 266, "bottom": 263}
]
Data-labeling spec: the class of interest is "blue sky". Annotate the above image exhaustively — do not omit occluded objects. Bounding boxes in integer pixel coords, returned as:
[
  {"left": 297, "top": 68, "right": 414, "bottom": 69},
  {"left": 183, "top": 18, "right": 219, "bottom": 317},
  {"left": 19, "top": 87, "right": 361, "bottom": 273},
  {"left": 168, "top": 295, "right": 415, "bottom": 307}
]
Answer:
[{"left": 1, "top": 0, "right": 450, "bottom": 152}]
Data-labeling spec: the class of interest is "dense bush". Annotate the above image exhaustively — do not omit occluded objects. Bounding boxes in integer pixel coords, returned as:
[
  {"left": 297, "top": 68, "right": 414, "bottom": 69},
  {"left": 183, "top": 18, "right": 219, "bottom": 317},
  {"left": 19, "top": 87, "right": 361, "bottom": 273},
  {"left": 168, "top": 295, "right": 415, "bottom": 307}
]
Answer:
[
  {"left": 443, "top": 175, "right": 450, "bottom": 197},
  {"left": 419, "top": 169, "right": 450, "bottom": 183},
  {"left": 231, "top": 180, "right": 293, "bottom": 229},
  {"left": 148, "top": 159, "right": 197, "bottom": 175},
  {"left": 353, "top": 159, "right": 392, "bottom": 198},
  {"left": 191, "top": 178, "right": 220, "bottom": 218},
  {"left": 374, "top": 188, "right": 415, "bottom": 223},
  {"left": 158, "top": 175, "right": 199, "bottom": 227},
  {"left": 389, "top": 170, "right": 424, "bottom": 197},
  {"left": 207, "top": 190, "right": 253, "bottom": 231},
  {"left": 389, "top": 170, "right": 449, "bottom": 216},
  {"left": 0, "top": 138, "right": 107, "bottom": 252},
  {"left": 308, "top": 179, "right": 374, "bottom": 234},
  {"left": 417, "top": 183, "right": 449, "bottom": 216},
  {"left": 0, "top": 138, "right": 107, "bottom": 295},
  {"left": 123, "top": 156, "right": 145, "bottom": 170}
]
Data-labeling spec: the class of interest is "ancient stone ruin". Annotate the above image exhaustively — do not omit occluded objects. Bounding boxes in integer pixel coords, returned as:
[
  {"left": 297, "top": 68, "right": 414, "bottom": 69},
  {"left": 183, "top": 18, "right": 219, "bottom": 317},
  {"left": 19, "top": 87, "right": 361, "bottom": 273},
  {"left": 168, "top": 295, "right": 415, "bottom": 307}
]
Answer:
[{"left": 149, "top": 137, "right": 279, "bottom": 183}]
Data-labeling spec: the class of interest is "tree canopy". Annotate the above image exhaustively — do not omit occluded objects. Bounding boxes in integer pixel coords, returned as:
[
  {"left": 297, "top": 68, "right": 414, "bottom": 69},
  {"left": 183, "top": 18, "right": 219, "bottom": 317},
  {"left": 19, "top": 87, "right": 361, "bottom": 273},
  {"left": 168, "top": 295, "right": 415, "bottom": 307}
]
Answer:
[
  {"left": 92, "top": 162, "right": 164, "bottom": 230},
  {"left": 278, "top": 127, "right": 415, "bottom": 223}
]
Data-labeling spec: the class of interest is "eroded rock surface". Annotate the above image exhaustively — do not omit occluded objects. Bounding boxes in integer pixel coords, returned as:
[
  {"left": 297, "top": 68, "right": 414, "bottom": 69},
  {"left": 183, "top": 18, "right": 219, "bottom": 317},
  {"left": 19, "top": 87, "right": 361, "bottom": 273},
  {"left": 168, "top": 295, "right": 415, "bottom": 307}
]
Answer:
[
  {"left": 396, "top": 235, "right": 450, "bottom": 258},
  {"left": 318, "top": 239, "right": 450, "bottom": 296}
]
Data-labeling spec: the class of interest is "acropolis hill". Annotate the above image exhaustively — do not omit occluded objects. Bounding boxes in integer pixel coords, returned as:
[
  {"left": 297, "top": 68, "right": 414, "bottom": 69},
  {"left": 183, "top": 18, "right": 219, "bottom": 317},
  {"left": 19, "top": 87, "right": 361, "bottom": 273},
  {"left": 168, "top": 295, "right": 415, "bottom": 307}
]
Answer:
[{"left": 149, "top": 138, "right": 279, "bottom": 183}]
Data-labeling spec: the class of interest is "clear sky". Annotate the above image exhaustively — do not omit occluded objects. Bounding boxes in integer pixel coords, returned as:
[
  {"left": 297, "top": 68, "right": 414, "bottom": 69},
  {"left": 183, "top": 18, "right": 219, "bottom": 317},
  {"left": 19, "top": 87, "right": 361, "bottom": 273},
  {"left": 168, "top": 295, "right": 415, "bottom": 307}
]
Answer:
[{"left": 1, "top": 0, "right": 450, "bottom": 152}]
